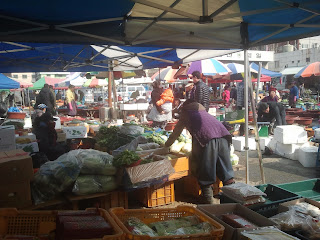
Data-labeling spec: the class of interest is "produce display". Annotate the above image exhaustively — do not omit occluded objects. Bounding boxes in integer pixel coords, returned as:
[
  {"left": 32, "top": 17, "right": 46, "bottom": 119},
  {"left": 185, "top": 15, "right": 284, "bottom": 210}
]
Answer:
[
  {"left": 113, "top": 150, "right": 141, "bottom": 167},
  {"left": 72, "top": 175, "right": 117, "bottom": 195},
  {"left": 241, "top": 226, "right": 300, "bottom": 240},
  {"left": 96, "top": 126, "right": 134, "bottom": 151},
  {"left": 126, "top": 216, "right": 214, "bottom": 237},
  {"left": 221, "top": 214, "right": 258, "bottom": 228}
]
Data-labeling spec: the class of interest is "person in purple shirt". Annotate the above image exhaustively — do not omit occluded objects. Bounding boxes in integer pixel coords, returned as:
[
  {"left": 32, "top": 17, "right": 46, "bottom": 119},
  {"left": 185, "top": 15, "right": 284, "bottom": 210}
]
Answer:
[
  {"left": 289, "top": 82, "right": 299, "bottom": 108},
  {"left": 261, "top": 87, "right": 279, "bottom": 102},
  {"left": 165, "top": 99, "right": 235, "bottom": 204}
]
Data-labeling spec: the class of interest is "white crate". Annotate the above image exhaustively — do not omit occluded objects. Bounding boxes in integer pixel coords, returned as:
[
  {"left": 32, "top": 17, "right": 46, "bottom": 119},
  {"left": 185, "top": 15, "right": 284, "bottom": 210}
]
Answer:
[
  {"left": 298, "top": 146, "right": 319, "bottom": 168},
  {"left": 62, "top": 126, "right": 88, "bottom": 139},
  {"left": 259, "top": 136, "right": 273, "bottom": 150},
  {"left": 16, "top": 142, "right": 39, "bottom": 153},
  {"left": 0, "top": 125, "right": 16, "bottom": 151},
  {"left": 232, "top": 137, "right": 256, "bottom": 151},
  {"left": 274, "top": 125, "right": 308, "bottom": 144},
  {"left": 274, "top": 142, "right": 308, "bottom": 161}
]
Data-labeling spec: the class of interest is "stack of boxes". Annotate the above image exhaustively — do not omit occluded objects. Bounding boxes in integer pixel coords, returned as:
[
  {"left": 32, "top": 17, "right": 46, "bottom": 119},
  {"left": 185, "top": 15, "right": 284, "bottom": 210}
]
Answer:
[
  {"left": 0, "top": 149, "right": 34, "bottom": 208},
  {"left": 270, "top": 125, "right": 309, "bottom": 161}
]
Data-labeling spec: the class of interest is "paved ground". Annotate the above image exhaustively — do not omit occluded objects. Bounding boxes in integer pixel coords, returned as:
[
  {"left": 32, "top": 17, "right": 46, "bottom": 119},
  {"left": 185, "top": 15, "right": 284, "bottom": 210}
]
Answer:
[{"left": 129, "top": 150, "right": 320, "bottom": 208}]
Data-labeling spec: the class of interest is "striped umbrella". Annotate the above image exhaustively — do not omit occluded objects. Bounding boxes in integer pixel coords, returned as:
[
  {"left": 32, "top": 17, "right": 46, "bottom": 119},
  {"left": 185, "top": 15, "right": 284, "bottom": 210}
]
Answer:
[
  {"left": 187, "top": 59, "right": 231, "bottom": 77},
  {"left": 151, "top": 67, "right": 178, "bottom": 83},
  {"left": 227, "top": 63, "right": 258, "bottom": 75},
  {"left": 83, "top": 78, "right": 108, "bottom": 88},
  {"left": 294, "top": 62, "right": 320, "bottom": 78}
]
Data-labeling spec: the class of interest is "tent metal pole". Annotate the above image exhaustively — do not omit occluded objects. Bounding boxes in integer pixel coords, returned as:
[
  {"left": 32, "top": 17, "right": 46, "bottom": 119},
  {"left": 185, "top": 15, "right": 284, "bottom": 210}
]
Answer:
[
  {"left": 256, "top": 62, "right": 262, "bottom": 103},
  {"left": 244, "top": 49, "right": 249, "bottom": 184},
  {"left": 108, "top": 71, "right": 113, "bottom": 108}
]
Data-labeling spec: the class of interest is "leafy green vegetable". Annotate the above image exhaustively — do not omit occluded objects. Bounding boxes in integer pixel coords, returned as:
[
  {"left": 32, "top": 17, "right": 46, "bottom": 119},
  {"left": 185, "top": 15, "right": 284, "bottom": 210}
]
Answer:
[
  {"left": 96, "top": 126, "right": 134, "bottom": 151},
  {"left": 113, "top": 150, "right": 140, "bottom": 167},
  {"left": 145, "top": 133, "right": 166, "bottom": 146}
]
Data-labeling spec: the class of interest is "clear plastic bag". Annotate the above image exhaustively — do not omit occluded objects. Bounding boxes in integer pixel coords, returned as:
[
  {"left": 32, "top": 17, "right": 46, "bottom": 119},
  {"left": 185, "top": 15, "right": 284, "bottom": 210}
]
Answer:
[
  {"left": 126, "top": 159, "right": 175, "bottom": 185},
  {"left": 77, "top": 149, "right": 116, "bottom": 175},
  {"left": 241, "top": 226, "right": 300, "bottom": 240},
  {"left": 126, "top": 217, "right": 158, "bottom": 237},
  {"left": 269, "top": 209, "right": 306, "bottom": 231},
  {"left": 112, "top": 136, "right": 147, "bottom": 157},
  {"left": 221, "top": 182, "right": 266, "bottom": 200},
  {"left": 136, "top": 143, "right": 160, "bottom": 151},
  {"left": 31, "top": 150, "right": 82, "bottom": 204},
  {"left": 120, "top": 124, "right": 144, "bottom": 136},
  {"left": 72, "top": 175, "right": 117, "bottom": 195}
]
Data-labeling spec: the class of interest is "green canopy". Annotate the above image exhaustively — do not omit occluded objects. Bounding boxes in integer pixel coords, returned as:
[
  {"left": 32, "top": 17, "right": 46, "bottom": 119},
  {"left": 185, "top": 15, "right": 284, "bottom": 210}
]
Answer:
[{"left": 29, "top": 76, "right": 65, "bottom": 90}]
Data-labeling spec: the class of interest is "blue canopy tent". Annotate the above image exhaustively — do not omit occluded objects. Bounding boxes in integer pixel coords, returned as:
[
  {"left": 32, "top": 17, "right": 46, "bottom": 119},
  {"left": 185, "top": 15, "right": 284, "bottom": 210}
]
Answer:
[
  {"left": 0, "top": 74, "right": 20, "bottom": 89},
  {"left": 2, "top": 0, "right": 320, "bottom": 184},
  {"left": 250, "top": 63, "right": 282, "bottom": 78}
]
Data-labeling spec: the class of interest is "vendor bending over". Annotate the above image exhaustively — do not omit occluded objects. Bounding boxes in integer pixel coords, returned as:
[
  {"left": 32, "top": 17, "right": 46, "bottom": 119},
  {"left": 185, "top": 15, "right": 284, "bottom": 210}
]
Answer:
[
  {"left": 258, "top": 102, "right": 286, "bottom": 134},
  {"left": 165, "top": 99, "right": 235, "bottom": 204}
]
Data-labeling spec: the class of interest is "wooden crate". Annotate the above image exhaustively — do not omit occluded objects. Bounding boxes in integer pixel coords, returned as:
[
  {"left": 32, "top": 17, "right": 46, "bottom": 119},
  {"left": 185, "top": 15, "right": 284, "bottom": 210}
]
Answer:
[
  {"left": 183, "top": 175, "right": 222, "bottom": 197},
  {"left": 66, "top": 191, "right": 128, "bottom": 210},
  {"left": 137, "top": 181, "right": 175, "bottom": 207}
]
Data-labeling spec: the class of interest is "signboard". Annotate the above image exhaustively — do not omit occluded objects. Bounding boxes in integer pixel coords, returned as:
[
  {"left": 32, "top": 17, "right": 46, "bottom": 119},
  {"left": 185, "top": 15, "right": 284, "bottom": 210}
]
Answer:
[{"left": 216, "top": 50, "right": 274, "bottom": 62}]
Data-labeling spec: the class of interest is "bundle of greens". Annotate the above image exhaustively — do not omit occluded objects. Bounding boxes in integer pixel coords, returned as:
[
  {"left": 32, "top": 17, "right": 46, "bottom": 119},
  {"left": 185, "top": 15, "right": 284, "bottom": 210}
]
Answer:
[
  {"left": 113, "top": 150, "right": 140, "bottom": 167},
  {"left": 96, "top": 126, "right": 134, "bottom": 151},
  {"left": 145, "top": 133, "right": 166, "bottom": 146},
  {"left": 72, "top": 175, "right": 117, "bottom": 195},
  {"left": 126, "top": 217, "right": 158, "bottom": 237}
]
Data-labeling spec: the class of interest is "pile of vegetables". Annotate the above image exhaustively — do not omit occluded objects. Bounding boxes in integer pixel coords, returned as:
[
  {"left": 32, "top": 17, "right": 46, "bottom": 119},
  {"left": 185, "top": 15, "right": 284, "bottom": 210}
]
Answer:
[
  {"left": 126, "top": 216, "right": 214, "bottom": 237},
  {"left": 170, "top": 136, "right": 192, "bottom": 154},
  {"left": 113, "top": 150, "right": 141, "bottom": 167},
  {"left": 96, "top": 126, "right": 134, "bottom": 151}
]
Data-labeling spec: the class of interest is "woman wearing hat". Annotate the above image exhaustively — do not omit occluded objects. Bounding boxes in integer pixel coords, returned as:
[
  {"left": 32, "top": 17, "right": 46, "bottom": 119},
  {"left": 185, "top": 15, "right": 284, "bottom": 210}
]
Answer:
[{"left": 261, "top": 87, "right": 279, "bottom": 102}]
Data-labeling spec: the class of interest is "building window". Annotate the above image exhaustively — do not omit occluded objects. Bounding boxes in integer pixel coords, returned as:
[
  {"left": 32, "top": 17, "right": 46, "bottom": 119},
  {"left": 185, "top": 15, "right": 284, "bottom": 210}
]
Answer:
[
  {"left": 306, "top": 57, "right": 310, "bottom": 62},
  {"left": 22, "top": 75, "right": 27, "bottom": 79},
  {"left": 13, "top": 75, "right": 18, "bottom": 78}
]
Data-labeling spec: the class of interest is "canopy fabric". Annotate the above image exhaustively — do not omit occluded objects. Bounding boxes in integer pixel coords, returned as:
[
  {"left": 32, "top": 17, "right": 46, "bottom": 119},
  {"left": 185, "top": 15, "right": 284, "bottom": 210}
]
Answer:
[
  {"left": 227, "top": 63, "right": 258, "bottom": 74},
  {"left": 280, "top": 66, "right": 305, "bottom": 75},
  {"left": 83, "top": 78, "right": 108, "bottom": 88},
  {"left": 115, "top": 77, "right": 153, "bottom": 85},
  {"left": 151, "top": 67, "right": 179, "bottom": 83},
  {"left": 250, "top": 63, "right": 282, "bottom": 78},
  {"left": 0, "top": 42, "right": 238, "bottom": 72},
  {"left": 0, "top": 74, "right": 20, "bottom": 89},
  {"left": 29, "top": 76, "right": 65, "bottom": 90},
  {"left": 294, "top": 62, "right": 320, "bottom": 78},
  {"left": 187, "top": 59, "right": 231, "bottom": 77},
  {"left": 55, "top": 73, "right": 87, "bottom": 88},
  {"left": 1, "top": 1, "right": 320, "bottom": 49}
]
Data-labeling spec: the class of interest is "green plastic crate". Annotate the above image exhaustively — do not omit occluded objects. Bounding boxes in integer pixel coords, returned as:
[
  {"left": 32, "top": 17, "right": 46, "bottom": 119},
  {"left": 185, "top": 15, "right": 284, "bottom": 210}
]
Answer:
[
  {"left": 276, "top": 179, "right": 320, "bottom": 200},
  {"left": 258, "top": 126, "right": 269, "bottom": 137}
]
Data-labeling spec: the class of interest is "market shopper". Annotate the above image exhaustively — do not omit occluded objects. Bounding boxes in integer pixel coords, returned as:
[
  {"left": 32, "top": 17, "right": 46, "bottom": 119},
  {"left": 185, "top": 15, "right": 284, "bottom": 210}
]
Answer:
[
  {"left": 261, "top": 87, "right": 279, "bottom": 102},
  {"left": 148, "top": 80, "right": 172, "bottom": 128},
  {"left": 258, "top": 102, "right": 286, "bottom": 134},
  {"left": 185, "top": 83, "right": 195, "bottom": 99},
  {"left": 289, "top": 82, "right": 299, "bottom": 108},
  {"left": 56, "top": 90, "right": 62, "bottom": 101},
  {"left": 33, "top": 112, "right": 68, "bottom": 161},
  {"left": 222, "top": 85, "right": 230, "bottom": 104},
  {"left": 35, "top": 84, "right": 55, "bottom": 115},
  {"left": 66, "top": 84, "right": 77, "bottom": 116},
  {"left": 49, "top": 85, "right": 57, "bottom": 115},
  {"left": 165, "top": 99, "right": 235, "bottom": 204},
  {"left": 191, "top": 71, "right": 210, "bottom": 111}
]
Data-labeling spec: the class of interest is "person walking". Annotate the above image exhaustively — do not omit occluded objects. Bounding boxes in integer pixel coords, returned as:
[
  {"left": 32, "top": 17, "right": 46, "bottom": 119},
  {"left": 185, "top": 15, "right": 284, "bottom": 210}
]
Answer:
[
  {"left": 49, "top": 85, "right": 56, "bottom": 115},
  {"left": 222, "top": 85, "right": 230, "bottom": 104},
  {"left": 66, "top": 84, "right": 77, "bottom": 116},
  {"left": 165, "top": 99, "right": 235, "bottom": 204},
  {"left": 147, "top": 80, "right": 172, "bottom": 128},
  {"left": 35, "top": 84, "right": 55, "bottom": 115},
  {"left": 191, "top": 71, "right": 210, "bottom": 111}
]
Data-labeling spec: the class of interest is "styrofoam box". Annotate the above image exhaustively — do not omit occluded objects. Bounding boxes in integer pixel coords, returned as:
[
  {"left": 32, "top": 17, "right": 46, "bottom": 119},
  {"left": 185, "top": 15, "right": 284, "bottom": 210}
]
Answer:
[
  {"left": 0, "top": 125, "right": 16, "bottom": 151},
  {"left": 23, "top": 117, "right": 32, "bottom": 129},
  {"left": 62, "top": 126, "right": 88, "bottom": 139},
  {"left": 232, "top": 137, "right": 256, "bottom": 151},
  {"left": 298, "top": 146, "right": 319, "bottom": 168},
  {"left": 259, "top": 136, "right": 273, "bottom": 150},
  {"left": 16, "top": 142, "right": 39, "bottom": 153},
  {"left": 274, "top": 125, "right": 308, "bottom": 144},
  {"left": 274, "top": 142, "right": 309, "bottom": 161}
]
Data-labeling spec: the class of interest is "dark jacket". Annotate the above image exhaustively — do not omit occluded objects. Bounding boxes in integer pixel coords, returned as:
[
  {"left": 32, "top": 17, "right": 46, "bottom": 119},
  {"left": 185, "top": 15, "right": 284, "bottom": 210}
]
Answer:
[
  {"left": 36, "top": 87, "right": 55, "bottom": 110},
  {"left": 258, "top": 102, "right": 285, "bottom": 123},
  {"left": 194, "top": 81, "right": 210, "bottom": 111},
  {"left": 166, "top": 102, "right": 231, "bottom": 147},
  {"left": 151, "top": 87, "right": 163, "bottom": 113}
]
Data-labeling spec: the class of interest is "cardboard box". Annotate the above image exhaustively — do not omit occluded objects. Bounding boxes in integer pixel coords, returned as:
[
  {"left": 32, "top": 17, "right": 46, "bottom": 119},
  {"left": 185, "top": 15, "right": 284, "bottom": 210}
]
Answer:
[
  {"left": 198, "top": 204, "right": 276, "bottom": 240},
  {"left": 57, "top": 132, "right": 67, "bottom": 142},
  {"left": 62, "top": 126, "right": 87, "bottom": 139},
  {"left": 0, "top": 125, "right": 16, "bottom": 151},
  {"left": 16, "top": 142, "right": 39, "bottom": 153},
  {"left": 0, "top": 149, "right": 33, "bottom": 183},
  {"left": 0, "top": 182, "right": 32, "bottom": 208}
]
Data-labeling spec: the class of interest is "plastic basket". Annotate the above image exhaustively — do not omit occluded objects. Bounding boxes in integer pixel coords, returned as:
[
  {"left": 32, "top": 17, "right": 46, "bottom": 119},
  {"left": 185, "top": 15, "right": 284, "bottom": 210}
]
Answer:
[
  {"left": 225, "top": 110, "right": 245, "bottom": 122},
  {"left": 0, "top": 208, "right": 124, "bottom": 240},
  {"left": 276, "top": 179, "right": 320, "bottom": 200},
  {"left": 136, "top": 181, "right": 175, "bottom": 207},
  {"left": 109, "top": 206, "right": 224, "bottom": 240},
  {"left": 7, "top": 112, "right": 26, "bottom": 119}
]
